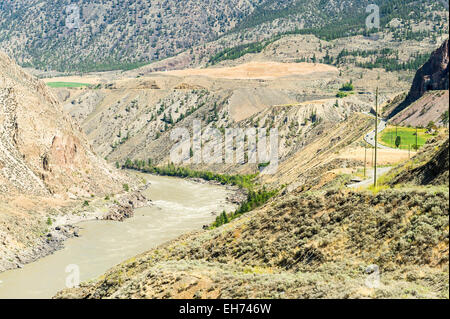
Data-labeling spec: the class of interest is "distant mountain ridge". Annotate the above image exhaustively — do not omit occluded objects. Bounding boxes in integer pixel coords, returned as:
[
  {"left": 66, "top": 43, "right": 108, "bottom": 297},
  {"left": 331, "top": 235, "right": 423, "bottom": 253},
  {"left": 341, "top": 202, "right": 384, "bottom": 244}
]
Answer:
[
  {"left": 0, "top": 0, "right": 264, "bottom": 72},
  {"left": 0, "top": 0, "right": 447, "bottom": 72}
]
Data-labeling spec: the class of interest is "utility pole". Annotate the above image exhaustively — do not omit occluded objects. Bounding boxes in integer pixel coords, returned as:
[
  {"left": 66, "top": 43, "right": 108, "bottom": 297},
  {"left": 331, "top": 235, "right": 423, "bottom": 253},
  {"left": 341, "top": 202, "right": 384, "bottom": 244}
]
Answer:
[
  {"left": 374, "top": 87, "right": 378, "bottom": 188},
  {"left": 364, "top": 142, "right": 367, "bottom": 178},
  {"left": 408, "top": 144, "right": 411, "bottom": 159}
]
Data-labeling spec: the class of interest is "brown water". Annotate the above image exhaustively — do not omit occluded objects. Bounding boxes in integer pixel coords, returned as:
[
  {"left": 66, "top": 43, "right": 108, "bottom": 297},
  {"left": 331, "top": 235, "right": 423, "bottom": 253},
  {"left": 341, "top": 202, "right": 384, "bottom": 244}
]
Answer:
[{"left": 0, "top": 174, "right": 234, "bottom": 299}]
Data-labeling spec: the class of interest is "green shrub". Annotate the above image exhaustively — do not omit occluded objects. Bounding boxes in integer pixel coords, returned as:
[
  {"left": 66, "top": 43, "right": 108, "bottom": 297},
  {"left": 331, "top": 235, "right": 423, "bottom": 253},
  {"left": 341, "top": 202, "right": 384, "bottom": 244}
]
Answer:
[
  {"left": 258, "top": 162, "right": 270, "bottom": 169},
  {"left": 211, "top": 187, "right": 278, "bottom": 228},
  {"left": 339, "top": 81, "right": 354, "bottom": 92},
  {"left": 123, "top": 160, "right": 257, "bottom": 190},
  {"left": 336, "top": 91, "right": 349, "bottom": 98}
]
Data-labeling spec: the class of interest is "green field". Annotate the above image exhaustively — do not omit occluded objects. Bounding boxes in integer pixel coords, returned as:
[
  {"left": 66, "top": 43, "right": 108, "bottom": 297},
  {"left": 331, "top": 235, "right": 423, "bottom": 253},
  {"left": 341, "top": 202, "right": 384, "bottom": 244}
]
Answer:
[
  {"left": 46, "top": 82, "right": 91, "bottom": 88},
  {"left": 379, "top": 126, "right": 433, "bottom": 150}
]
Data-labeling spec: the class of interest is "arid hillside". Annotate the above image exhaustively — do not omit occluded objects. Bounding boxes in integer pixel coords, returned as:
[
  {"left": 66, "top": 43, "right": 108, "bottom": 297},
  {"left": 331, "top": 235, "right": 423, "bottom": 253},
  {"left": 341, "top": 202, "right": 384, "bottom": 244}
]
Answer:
[
  {"left": 0, "top": 51, "right": 125, "bottom": 197},
  {"left": 0, "top": 52, "right": 141, "bottom": 272},
  {"left": 159, "top": 62, "right": 337, "bottom": 80},
  {"left": 384, "top": 133, "right": 449, "bottom": 187},
  {"left": 389, "top": 90, "right": 449, "bottom": 127},
  {"left": 46, "top": 58, "right": 404, "bottom": 175},
  {"left": 56, "top": 134, "right": 449, "bottom": 299}
]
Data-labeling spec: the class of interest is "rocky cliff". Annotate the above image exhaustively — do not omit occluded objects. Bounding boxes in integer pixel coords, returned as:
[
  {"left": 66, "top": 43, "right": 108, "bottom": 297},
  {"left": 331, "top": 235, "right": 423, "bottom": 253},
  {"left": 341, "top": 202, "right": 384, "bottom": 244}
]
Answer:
[
  {"left": 389, "top": 39, "right": 449, "bottom": 120},
  {"left": 0, "top": 51, "right": 125, "bottom": 197},
  {"left": 407, "top": 39, "right": 449, "bottom": 103},
  {"left": 0, "top": 51, "right": 136, "bottom": 272}
]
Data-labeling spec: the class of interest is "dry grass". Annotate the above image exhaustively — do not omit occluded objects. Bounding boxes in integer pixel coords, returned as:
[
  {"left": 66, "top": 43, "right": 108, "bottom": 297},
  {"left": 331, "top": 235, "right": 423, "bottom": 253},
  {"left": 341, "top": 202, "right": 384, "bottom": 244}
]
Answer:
[{"left": 56, "top": 187, "right": 449, "bottom": 299}]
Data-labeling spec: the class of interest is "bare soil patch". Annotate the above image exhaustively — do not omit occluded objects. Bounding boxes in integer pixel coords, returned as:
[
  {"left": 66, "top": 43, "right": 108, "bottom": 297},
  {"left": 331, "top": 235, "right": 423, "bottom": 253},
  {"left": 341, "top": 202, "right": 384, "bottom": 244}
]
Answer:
[
  {"left": 338, "top": 147, "right": 414, "bottom": 166},
  {"left": 157, "top": 62, "right": 338, "bottom": 80}
]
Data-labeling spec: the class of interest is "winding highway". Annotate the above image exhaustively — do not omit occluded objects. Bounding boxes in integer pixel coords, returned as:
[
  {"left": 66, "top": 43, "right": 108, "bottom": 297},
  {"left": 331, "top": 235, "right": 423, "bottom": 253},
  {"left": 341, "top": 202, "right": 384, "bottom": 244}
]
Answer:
[
  {"left": 347, "top": 113, "right": 397, "bottom": 188},
  {"left": 363, "top": 117, "right": 394, "bottom": 149}
]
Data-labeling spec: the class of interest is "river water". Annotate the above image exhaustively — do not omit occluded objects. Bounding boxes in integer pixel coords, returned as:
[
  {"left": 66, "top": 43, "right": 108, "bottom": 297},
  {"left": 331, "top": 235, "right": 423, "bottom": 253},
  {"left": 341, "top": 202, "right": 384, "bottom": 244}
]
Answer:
[{"left": 0, "top": 174, "right": 235, "bottom": 299}]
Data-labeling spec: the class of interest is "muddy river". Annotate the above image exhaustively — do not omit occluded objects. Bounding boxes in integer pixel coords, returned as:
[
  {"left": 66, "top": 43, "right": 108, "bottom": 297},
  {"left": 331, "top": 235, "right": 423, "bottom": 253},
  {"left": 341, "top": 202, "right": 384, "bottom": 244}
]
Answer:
[{"left": 0, "top": 174, "right": 235, "bottom": 299}]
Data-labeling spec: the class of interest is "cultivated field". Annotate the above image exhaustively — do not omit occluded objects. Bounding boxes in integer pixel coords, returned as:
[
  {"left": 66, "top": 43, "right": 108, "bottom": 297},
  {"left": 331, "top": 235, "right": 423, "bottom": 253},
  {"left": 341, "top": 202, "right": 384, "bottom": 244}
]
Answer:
[
  {"left": 46, "top": 82, "right": 91, "bottom": 88},
  {"left": 379, "top": 126, "right": 434, "bottom": 150}
]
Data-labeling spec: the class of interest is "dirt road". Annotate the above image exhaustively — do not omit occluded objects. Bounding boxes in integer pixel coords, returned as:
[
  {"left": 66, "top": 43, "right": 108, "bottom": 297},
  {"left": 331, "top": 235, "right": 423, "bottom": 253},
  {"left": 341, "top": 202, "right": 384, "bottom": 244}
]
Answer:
[{"left": 347, "top": 167, "right": 393, "bottom": 188}]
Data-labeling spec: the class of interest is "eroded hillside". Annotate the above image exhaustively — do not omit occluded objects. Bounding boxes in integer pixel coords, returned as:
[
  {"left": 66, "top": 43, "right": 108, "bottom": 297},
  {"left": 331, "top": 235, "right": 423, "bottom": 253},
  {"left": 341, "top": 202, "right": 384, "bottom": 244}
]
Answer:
[
  {"left": 0, "top": 52, "right": 142, "bottom": 272},
  {"left": 48, "top": 59, "right": 399, "bottom": 177},
  {"left": 386, "top": 39, "right": 449, "bottom": 126},
  {"left": 0, "top": 51, "right": 124, "bottom": 197}
]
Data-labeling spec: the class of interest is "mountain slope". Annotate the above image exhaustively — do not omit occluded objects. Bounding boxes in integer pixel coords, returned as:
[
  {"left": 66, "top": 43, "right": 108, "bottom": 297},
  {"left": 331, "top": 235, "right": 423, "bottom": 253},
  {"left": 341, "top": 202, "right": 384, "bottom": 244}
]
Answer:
[
  {"left": 394, "top": 139, "right": 449, "bottom": 186},
  {"left": 0, "top": 51, "right": 136, "bottom": 272},
  {"left": 384, "top": 133, "right": 449, "bottom": 187},
  {"left": 0, "top": 51, "right": 125, "bottom": 197},
  {"left": 0, "top": 0, "right": 264, "bottom": 72},
  {"left": 404, "top": 39, "right": 449, "bottom": 104},
  {"left": 0, "top": 0, "right": 447, "bottom": 72}
]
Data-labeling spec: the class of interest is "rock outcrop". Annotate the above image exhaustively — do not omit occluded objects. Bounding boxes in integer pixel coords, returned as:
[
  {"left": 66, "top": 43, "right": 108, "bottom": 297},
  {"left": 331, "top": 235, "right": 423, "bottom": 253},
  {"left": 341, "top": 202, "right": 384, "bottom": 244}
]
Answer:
[
  {"left": 390, "top": 90, "right": 449, "bottom": 127},
  {"left": 104, "top": 190, "right": 151, "bottom": 222},
  {"left": 0, "top": 51, "right": 126, "bottom": 197},
  {"left": 0, "top": 51, "right": 134, "bottom": 272},
  {"left": 389, "top": 39, "right": 449, "bottom": 119},
  {"left": 406, "top": 39, "right": 449, "bottom": 103}
]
